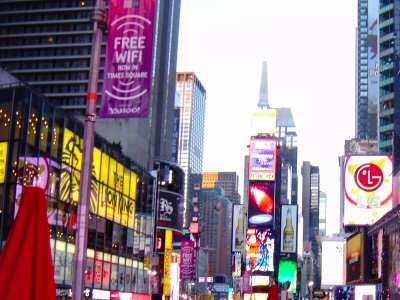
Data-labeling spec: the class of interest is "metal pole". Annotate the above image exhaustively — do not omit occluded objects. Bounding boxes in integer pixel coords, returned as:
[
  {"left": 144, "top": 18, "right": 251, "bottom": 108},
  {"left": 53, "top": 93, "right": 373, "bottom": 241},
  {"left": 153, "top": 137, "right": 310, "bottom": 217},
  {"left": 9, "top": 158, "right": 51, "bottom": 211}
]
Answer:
[{"left": 72, "top": 1, "right": 105, "bottom": 299}]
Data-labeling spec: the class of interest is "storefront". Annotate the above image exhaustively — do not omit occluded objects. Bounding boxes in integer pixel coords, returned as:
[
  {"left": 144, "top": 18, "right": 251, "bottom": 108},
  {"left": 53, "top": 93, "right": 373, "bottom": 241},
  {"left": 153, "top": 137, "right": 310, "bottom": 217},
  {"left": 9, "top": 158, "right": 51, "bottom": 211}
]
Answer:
[
  {"left": 368, "top": 206, "right": 400, "bottom": 300},
  {"left": 0, "top": 82, "right": 154, "bottom": 298}
]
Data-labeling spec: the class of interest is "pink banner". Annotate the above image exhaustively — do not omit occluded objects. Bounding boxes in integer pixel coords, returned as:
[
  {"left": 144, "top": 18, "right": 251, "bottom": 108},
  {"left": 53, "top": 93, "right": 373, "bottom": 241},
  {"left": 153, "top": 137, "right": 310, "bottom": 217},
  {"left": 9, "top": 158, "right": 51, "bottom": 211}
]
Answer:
[
  {"left": 180, "top": 240, "right": 195, "bottom": 280},
  {"left": 100, "top": 0, "right": 156, "bottom": 118}
]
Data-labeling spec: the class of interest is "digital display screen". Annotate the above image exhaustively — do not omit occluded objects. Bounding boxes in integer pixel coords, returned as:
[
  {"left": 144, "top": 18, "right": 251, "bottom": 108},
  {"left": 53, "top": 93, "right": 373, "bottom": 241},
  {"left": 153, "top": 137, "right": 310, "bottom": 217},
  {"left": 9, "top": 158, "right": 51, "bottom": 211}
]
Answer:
[
  {"left": 248, "top": 182, "right": 274, "bottom": 226},
  {"left": 245, "top": 228, "right": 274, "bottom": 274}
]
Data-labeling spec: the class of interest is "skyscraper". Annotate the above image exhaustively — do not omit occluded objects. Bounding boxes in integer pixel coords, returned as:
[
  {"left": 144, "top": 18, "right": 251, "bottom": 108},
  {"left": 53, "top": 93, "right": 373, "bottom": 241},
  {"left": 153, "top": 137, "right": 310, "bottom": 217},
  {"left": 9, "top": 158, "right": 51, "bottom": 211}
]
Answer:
[
  {"left": 355, "top": 0, "right": 379, "bottom": 140},
  {"left": 202, "top": 172, "right": 240, "bottom": 204},
  {"left": 198, "top": 188, "right": 232, "bottom": 280},
  {"left": 0, "top": 0, "right": 181, "bottom": 169},
  {"left": 301, "top": 161, "right": 320, "bottom": 288},
  {"left": 319, "top": 191, "right": 327, "bottom": 237},
  {"left": 175, "top": 72, "right": 207, "bottom": 227},
  {"left": 276, "top": 108, "right": 298, "bottom": 205},
  {"left": 378, "top": 0, "right": 400, "bottom": 170},
  {"left": 258, "top": 61, "right": 270, "bottom": 108}
]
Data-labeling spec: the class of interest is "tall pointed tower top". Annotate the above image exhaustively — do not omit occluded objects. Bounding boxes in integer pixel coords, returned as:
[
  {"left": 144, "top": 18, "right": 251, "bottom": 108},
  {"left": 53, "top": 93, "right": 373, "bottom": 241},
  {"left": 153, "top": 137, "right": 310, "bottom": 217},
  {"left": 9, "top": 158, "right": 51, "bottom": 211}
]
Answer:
[{"left": 258, "top": 61, "right": 269, "bottom": 108}]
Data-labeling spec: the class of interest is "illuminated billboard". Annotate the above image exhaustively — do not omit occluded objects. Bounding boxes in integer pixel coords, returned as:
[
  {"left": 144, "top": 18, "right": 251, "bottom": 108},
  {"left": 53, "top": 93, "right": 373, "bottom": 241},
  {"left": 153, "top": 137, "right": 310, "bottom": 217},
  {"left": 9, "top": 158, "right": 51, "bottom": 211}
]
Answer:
[
  {"left": 344, "top": 155, "right": 392, "bottom": 225},
  {"left": 278, "top": 259, "right": 297, "bottom": 293},
  {"left": 250, "top": 109, "right": 277, "bottom": 136},
  {"left": 232, "top": 205, "right": 245, "bottom": 252},
  {"left": 355, "top": 285, "right": 376, "bottom": 300},
  {"left": 249, "top": 138, "right": 277, "bottom": 181},
  {"left": 248, "top": 182, "right": 274, "bottom": 227},
  {"left": 280, "top": 205, "right": 297, "bottom": 253},
  {"left": 321, "top": 240, "right": 346, "bottom": 286},
  {"left": 245, "top": 228, "right": 274, "bottom": 274},
  {"left": 232, "top": 251, "right": 242, "bottom": 277},
  {"left": 347, "top": 233, "right": 364, "bottom": 284}
]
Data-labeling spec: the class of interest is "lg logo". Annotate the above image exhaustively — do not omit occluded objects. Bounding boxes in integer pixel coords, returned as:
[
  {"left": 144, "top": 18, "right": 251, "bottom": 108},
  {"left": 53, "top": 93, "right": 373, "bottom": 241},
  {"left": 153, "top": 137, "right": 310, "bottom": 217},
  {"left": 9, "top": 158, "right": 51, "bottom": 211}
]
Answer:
[{"left": 354, "top": 163, "right": 383, "bottom": 192}]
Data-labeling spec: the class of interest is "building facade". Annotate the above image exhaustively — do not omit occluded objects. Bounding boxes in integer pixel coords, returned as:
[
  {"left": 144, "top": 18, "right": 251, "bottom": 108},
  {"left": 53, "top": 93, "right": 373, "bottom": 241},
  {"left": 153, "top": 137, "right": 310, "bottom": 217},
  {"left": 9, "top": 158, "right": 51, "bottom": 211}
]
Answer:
[
  {"left": 0, "top": 0, "right": 181, "bottom": 170},
  {"left": 319, "top": 191, "right": 327, "bottom": 237},
  {"left": 301, "top": 161, "right": 321, "bottom": 290},
  {"left": 198, "top": 188, "right": 232, "bottom": 280},
  {"left": 276, "top": 108, "right": 298, "bottom": 206},
  {"left": 201, "top": 172, "right": 240, "bottom": 205},
  {"left": 0, "top": 73, "right": 154, "bottom": 297},
  {"left": 356, "top": 0, "right": 379, "bottom": 140},
  {"left": 175, "top": 72, "right": 206, "bottom": 228}
]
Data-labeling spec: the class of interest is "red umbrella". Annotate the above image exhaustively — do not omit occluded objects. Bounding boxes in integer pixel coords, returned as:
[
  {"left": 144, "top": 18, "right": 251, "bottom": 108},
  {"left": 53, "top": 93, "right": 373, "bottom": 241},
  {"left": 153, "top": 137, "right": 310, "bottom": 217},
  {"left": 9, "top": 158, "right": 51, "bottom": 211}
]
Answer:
[{"left": 0, "top": 187, "right": 56, "bottom": 300}]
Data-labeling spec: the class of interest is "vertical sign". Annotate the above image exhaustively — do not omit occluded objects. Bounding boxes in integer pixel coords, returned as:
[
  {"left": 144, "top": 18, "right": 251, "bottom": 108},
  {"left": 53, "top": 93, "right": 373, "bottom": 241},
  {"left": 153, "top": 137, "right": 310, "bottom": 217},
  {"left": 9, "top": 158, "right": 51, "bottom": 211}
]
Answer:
[
  {"left": 232, "top": 204, "right": 243, "bottom": 251},
  {"left": 280, "top": 205, "right": 297, "bottom": 253},
  {"left": 100, "top": 0, "right": 157, "bottom": 118},
  {"left": 163, "top": 230, "right": 172, "bottom": 296},
  {"left": 0, "top": 142, "right": 8, "bottom": 184},
  {"left": 180, "top": 240, "right": 195, "bottom": 280}
]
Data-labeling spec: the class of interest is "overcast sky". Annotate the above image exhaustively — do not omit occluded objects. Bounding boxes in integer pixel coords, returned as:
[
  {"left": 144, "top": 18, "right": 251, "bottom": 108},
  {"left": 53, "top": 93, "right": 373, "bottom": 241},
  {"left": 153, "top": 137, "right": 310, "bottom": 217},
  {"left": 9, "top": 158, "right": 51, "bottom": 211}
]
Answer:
[{"left": 177, "top": 0, "right": 357, "bottom": 237}]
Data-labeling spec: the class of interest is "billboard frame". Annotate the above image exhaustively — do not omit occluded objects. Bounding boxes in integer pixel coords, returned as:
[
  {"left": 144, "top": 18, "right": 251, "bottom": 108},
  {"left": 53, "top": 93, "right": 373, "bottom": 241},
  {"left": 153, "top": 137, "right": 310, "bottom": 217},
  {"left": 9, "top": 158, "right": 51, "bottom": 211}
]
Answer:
[
  {"left": 280, "top": 204, "right": 298, "bottom": 254},
  {"left": 249, "top": 137, "right": 278, "bottom": 181},
  {"left": 343, "top": 154, "right": 393, "bottom": 226}
]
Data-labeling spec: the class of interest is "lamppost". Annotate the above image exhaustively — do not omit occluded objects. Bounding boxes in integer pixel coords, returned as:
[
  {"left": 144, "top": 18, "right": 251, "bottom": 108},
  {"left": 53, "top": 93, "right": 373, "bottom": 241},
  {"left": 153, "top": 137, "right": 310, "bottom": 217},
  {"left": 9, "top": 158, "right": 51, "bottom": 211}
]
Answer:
[{"left": 72, "top": 0, "right": 105, "bottom": 299}]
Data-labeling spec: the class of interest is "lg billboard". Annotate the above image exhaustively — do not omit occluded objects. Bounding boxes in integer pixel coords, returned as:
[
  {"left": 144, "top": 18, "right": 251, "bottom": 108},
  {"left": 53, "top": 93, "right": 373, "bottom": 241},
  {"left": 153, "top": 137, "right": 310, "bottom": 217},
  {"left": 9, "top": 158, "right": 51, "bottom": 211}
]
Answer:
[{"left": 344, "top": 155, "right": 392, "bottom": 225}]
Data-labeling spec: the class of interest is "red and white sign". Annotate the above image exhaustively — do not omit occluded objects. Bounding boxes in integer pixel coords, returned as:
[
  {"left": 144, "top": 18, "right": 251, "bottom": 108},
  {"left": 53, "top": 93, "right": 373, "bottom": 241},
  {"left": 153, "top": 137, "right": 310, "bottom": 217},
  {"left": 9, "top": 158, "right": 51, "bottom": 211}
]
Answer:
[{"left": 344, "top": 155, "right": 393, "bottom": 225}]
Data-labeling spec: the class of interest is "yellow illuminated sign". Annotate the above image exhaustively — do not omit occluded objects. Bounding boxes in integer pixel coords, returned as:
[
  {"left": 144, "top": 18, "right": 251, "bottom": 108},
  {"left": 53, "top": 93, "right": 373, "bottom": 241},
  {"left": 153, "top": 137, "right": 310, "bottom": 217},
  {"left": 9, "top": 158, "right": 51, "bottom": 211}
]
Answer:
[
  {"left": 61, "top": 129, "right": 137, "bottom": 228},
  {"left": 163, "top": 230, "right": 173, "bottom": 296},
  {"left": 0, "top": 142, "right": 8, "bottom": 184}
]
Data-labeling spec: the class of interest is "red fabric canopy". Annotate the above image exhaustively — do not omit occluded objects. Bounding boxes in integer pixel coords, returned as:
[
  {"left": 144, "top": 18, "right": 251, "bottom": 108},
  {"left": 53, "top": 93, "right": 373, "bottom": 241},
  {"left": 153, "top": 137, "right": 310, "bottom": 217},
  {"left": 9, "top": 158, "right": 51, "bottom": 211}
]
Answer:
[{"left": 0, "top": 187, "right": 56, "bottom": 300}]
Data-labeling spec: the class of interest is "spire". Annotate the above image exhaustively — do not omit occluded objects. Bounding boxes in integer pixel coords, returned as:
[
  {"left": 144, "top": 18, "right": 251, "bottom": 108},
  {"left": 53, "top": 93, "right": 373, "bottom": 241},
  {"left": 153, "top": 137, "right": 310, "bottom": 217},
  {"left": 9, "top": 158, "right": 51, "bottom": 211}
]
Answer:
[{"left": 258, "top": 61, "right": 269, "bottom": 108}]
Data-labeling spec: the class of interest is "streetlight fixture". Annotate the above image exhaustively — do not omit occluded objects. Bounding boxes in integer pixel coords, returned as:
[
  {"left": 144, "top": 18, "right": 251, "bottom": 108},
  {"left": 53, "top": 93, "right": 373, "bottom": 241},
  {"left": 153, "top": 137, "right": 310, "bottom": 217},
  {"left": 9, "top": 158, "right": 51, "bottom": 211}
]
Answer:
[{"left": 308, "top": 281, "right": 314, "bottom": 300}]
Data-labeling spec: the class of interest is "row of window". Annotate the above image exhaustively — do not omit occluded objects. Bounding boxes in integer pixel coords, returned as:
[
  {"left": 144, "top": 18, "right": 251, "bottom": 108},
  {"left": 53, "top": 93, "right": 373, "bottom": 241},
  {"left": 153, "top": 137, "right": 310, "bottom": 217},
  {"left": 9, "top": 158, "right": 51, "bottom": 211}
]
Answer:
[
  {"left": 36, "top": 83, "right": 103, "bottom": 95},
  {"left": 0, "top": 0, "right": 94, "bottom": 11},
  {"left": 21, "top": 71, "right": 93, "bottom": 82},
  {"left": 0, "top": 22, "right": 92, "bottom": 36},
  {"left": 0, "top": 46, "right": 103, "bottom": 59},
  {"left": 0, "top": 11, "right": 91, "bottom": 24},
  {"left": 3, "top": 59, "right": 92, "bottom": 71},
  {"left": 0, "top": 34, "right": 93, "bottom": 47}
]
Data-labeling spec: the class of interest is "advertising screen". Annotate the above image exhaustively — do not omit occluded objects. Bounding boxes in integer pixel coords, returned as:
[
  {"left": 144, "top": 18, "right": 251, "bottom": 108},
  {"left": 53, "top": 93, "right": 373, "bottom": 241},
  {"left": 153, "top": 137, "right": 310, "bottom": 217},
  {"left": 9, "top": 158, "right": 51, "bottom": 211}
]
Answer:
[
  {"left": 232, "top": 205, "right": 245, "bottom": 251},
  {"left": 245, "top": 228, "right": 274, "bottom": 274},
  {"left": 0, "top": 141, "right": 7, "bottom": 183},
  {"left": 157, "top": 190, "right": 184, "bottom": 232},
  {"left": 347, "top": 233, "right": 364, "bottom": 283},
  {"left": 344, "top": 155, "right": 392, "bottom": 225},
  {"left": 180, "top": 240, "right": 195, "bottom": 280},
  {"left": 250, "top": 109, "right": 277, "bottom": 136},
  {"left": 355, "top": 285, "right": 376, "bottom": 300},
  {"left": 280, "top": 205, "right": 297, "bottom": 253},
  {"left": 249, "top": 138, "right": 277, "bottom": 181},
  {"left": 100, "top": 0, "right": 157, "bottom": 118},
  {"left": 232, "top": 251, "right": 242, "bottom": 277},
  {"left": 248, "top": 182, "right": 274, "bottom": 227},
  {"left": 321, "top": 240, "right": 346, "bottom": 286},
  {"left": 278, "top": 259, "right": 297, "bottom": 293}
]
